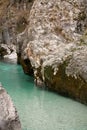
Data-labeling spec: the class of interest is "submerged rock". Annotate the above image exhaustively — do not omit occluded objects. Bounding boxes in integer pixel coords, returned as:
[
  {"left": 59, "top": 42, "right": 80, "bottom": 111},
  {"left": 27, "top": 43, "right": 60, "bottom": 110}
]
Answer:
[{"left": 0, "top": 84, "right": 21, "bottom": 130}]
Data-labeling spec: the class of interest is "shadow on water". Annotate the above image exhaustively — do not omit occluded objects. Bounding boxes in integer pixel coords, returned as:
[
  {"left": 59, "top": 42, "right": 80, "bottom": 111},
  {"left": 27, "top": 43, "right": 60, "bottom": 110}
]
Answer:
[{"left": 0, "top": 57, "right": 17, "bottom": 64}]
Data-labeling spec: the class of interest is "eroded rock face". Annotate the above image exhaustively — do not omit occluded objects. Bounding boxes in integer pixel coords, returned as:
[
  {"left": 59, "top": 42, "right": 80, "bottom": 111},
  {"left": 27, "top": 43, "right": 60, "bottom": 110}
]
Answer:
[
  {"left": 19, "top": 0, "right": 87, "bottom": 104},
  {"left": 0, "top": 0, "right": 34, "bottom": 62},
  {"left": 0, "top": 84, "right": 21, "bottom": 130}
]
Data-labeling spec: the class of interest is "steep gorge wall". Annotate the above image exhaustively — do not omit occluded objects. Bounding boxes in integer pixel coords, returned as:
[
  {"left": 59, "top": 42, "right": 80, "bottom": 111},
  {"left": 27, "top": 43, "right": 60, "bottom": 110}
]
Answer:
[
  {"left": 20, "top": 0, "right": 87, "bottom": 104},
  {"left": 0, "top": 0, "right": 34, "bottom": 61}
]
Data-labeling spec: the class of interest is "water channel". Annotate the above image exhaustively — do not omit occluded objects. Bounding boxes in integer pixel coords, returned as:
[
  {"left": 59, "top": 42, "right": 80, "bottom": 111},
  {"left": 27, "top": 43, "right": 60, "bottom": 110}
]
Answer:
[{"left": 0, "top": 61, "right": 87, "bottom": 130}]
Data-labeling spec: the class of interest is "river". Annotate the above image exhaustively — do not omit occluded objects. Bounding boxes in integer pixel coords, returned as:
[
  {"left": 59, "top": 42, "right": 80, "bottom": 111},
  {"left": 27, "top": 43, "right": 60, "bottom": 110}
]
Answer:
[{"left": 0, "top": 61, "right": 87, "bottom": 130}]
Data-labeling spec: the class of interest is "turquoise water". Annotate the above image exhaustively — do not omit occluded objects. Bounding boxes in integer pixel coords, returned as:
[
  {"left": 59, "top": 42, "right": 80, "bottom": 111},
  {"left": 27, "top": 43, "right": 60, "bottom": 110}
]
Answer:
[{"left": 0, "top": 62, "right": 87, "bottom": 130}]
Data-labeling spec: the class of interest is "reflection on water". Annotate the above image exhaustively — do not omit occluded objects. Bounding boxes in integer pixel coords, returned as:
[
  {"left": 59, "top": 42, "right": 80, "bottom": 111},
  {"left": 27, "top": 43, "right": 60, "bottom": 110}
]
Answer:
[{"left": 0, "top": 62, "right": 87, "bottom": 130}]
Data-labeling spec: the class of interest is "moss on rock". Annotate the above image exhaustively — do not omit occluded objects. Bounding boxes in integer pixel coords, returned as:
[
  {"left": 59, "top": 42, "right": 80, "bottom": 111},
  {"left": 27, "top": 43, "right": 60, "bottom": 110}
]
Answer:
[{"left": 44, "top": 63, "right": 87, "bottom": 104}]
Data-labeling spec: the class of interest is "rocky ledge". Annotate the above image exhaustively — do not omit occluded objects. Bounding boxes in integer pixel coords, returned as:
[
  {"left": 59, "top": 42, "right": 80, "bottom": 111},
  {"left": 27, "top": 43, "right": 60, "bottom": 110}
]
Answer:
[{"left": 0, "top": 84, "right": 21, "bottom": 130}]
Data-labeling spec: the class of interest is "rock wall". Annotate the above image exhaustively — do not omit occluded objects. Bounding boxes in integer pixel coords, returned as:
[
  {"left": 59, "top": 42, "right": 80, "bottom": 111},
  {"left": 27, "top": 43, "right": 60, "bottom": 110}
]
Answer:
[
  {"left": 20, "top": 0, "right": 87, "bottom": 104},
  {"left": 0, "top": 0, "right": 34, "bottom": 62},
  {"left": 0, "top": 84, "right": 21, "bottom": 130}
]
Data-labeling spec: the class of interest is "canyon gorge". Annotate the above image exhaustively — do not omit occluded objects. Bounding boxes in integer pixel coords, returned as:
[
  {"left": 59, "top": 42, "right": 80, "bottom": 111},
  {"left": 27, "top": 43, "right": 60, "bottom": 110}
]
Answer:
[
  {"left": 0, "top": 0, "right": 87, "bottom": 104},
  {"left": 0, "top": 0, "right": 87, "bottom": 129}
]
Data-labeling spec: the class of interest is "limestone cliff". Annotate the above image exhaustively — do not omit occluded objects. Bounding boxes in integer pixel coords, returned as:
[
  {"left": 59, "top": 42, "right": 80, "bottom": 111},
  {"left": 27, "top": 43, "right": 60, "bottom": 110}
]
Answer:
[
  {"left": 0, "top": 0, "right": 34, "bottom": 62},
  {"left": 0, "top": 83, "right": 21, "bottom": 130},
  {"left": 19, "top": 0, "right": 87, "bottom": 104}
]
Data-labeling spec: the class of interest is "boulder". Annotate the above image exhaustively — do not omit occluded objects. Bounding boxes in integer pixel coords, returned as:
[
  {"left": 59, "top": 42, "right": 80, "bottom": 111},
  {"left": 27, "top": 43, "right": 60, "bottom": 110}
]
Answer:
[
  {"left": 19, "top": 0, "right": 87, "bottom": 104},
  {"left": 0, "top": 83, "right": 21, "bottom": 130}
]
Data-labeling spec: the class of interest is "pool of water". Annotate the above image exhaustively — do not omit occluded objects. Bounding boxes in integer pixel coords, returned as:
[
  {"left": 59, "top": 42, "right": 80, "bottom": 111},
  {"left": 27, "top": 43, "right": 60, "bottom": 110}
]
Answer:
[{"left": 0, "top": 61, "right": 87, "bottom": 130}]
